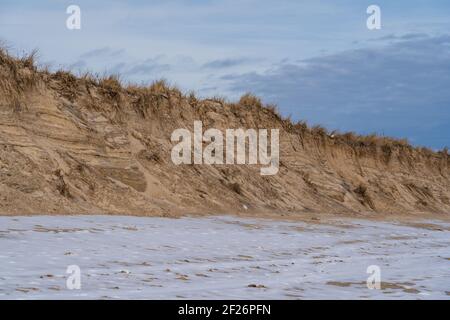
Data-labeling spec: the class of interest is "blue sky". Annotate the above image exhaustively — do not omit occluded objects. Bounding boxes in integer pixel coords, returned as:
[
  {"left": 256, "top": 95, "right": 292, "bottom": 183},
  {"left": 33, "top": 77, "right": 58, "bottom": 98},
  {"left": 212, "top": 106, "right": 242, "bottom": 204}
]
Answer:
[{"left": 1, "top": 0, "right": 449, "bottom": 149}]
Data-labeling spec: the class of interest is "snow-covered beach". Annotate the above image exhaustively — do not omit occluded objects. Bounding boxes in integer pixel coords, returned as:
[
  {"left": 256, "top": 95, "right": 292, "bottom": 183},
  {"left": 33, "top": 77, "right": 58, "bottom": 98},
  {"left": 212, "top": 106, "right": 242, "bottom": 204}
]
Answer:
[{"left": 0, "top": 215, "right": 449, "bottom": 299}]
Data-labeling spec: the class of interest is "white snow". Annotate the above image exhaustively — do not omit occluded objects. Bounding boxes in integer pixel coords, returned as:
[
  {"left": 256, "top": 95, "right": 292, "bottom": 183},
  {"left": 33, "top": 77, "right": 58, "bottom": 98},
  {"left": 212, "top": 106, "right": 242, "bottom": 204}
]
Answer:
[{"left": 0, "top": 215, "right": 449, "bottom": 299}]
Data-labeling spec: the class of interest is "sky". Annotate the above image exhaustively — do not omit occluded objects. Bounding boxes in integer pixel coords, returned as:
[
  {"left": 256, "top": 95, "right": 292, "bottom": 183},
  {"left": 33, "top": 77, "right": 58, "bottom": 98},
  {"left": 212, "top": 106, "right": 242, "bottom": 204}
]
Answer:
[{"left": 0, "top": 0, "right": 449, "bottom": 149}]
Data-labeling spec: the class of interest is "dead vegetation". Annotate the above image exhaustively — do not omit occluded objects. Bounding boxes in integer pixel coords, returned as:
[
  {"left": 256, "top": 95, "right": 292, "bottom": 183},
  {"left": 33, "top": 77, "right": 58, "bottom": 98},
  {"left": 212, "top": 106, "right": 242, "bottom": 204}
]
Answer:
[
  {"left": 239, "top": 93, "right": 263, "bottom": 109},
  {"left": 0, "top": 48, "right": 39, "bottom": 111},
  {"left": 51, "top": 70, "right": 79, "bottom": 101}
]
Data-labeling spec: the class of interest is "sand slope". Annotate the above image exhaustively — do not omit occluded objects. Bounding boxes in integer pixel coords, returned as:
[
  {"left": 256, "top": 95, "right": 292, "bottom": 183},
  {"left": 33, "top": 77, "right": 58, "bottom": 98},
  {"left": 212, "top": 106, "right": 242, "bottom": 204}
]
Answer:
[{"left": 0, "top": 50, "right": 449, "bottom": 217}]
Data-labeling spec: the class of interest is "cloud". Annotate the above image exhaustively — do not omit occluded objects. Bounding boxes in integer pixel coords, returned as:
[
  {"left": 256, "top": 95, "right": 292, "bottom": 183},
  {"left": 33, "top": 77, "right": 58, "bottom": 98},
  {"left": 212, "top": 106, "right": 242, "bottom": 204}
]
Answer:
[
  {"left": 80, "top": 47, "right": 126, "bottom": 59},
  {"left": 202, "top": 58, "right": 250, "bottom": 69},
  {"left": 68, "top": 60, "right": 87, "bottom": 70},
  {"left": 370, "top": 33, "right": 430, "bottom": 42},
  {"left": 222, "top": 35, "right": 450, "bottom": 149},
  {"left": 67, "top": 48, "right": 172, "bottom": 81},
  {"left": 125, "top": 58, "right": 170, "bottom": 76}
]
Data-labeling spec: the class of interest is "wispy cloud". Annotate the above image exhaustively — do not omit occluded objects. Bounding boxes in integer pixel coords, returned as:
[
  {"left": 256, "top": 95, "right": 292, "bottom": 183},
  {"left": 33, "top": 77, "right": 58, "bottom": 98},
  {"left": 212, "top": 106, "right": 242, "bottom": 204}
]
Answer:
[
  {"left": 124, "top": 58, "right": 171, "bottom": 76},
  {"left": 202, "top": 58, "right": 251, "bottom": 69},
  {"left": 79, "top": 47, "right": 126, "bottom": 59}
]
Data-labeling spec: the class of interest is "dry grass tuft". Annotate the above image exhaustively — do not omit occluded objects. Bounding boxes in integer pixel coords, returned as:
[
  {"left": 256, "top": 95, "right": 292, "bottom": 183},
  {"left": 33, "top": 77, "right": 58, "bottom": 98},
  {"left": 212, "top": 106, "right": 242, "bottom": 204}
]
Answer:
[
  {"left": 311, "top": 124, "right": 328, "bottom": 137},
  {"left": 97, "top": 75, "right": 123, "bottom": 111},
  {"left": 149, "top": 79, "right": 171, "bottom": 95},
  {"left": 187, "top": 91, "right": 198, "bottom": 107},
  {"left": 0, "top": 47, "right": 40, "bottom": 111},
  {"left": 239, "top": 93, "right": 263, "bottom": 109},
  {"left": 293, "top": 120, "right": 308, "bottom": 133},
  {"left": 127, "top": 86, "right": 154, "bottom": 118},
  {"left": 19, "top": 49, "right": 39, "bottom": 71},
  {"left": 210, "top": 95, "right": 227, "bottom": 105},
  {"left": 99, "top": 75, "right": 122, "bottom": 96},
  {"left": 51, "top": 70, "right": 79, "bottom": 101}
]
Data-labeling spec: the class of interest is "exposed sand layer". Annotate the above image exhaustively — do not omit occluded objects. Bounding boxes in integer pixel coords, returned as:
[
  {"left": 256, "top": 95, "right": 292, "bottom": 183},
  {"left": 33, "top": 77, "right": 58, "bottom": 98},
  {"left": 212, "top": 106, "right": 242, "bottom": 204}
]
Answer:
[
  {"left": 1, "top": 49, "right": 450, "bottom": 217},
  {"left": 0, "top": 215, "right": 449, "bottom": 299}
]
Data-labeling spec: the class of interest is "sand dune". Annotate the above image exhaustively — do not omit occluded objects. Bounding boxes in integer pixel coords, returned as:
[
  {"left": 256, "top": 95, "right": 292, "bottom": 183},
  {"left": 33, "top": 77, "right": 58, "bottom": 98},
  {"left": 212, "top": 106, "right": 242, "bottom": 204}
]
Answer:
[{"left": 0, "top": 49, "right": 449, "bottom": 217}]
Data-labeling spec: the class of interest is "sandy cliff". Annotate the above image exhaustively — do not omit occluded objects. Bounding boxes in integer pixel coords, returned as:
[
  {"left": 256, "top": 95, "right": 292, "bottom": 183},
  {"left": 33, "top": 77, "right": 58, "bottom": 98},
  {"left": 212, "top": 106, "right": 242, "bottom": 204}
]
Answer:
[{"left": 1, "top": 49, "right": 449, "bottom": 217}]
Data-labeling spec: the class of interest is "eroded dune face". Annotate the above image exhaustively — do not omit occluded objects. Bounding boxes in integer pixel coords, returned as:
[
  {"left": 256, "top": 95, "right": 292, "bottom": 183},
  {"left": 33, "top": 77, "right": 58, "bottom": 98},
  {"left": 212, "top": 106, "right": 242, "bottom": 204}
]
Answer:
[{"left": 0, "top": 50, "right": 449, "bottom": 217}]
